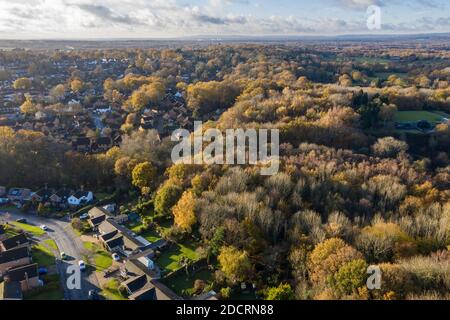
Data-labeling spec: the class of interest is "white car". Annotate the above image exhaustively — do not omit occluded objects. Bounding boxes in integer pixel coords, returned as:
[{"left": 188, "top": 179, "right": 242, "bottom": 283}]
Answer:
[
  {"left": 79, "top": 213, "right": 89, "bottom": 220},
  {"left": 112, "top": 253, "right": 120, "bottom": 262},
  {"left": 78, "top": 260, "right": 86, "bottom": 271},
  {"left": 40, "top": 225, "right": 48, "bottom": 231}
]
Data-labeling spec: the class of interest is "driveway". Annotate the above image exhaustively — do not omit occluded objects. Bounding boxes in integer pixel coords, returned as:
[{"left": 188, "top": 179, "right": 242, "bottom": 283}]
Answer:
[{"left": 0, "top": 210, "right": 101, "bottom": 300}]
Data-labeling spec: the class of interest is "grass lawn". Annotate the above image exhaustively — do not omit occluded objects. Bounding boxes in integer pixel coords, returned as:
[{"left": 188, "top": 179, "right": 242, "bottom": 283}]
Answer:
[
  {"left": 156, "top": 242, "right": 199, "bottom": 272},
  {"left": 43, "top": 239, "right": 58, "bottom": 251},
  {"left": 32, "top": 243, "right": 56, "bottom": 267},
  {"left": 394, "top": 111, "right": 444, "bottom": 123},
  {"left": 10, "top": 221, "right": 45, "bottom": 236},
  {"left": 83, "top": 242, "right": 112, "bottom": 271},
  {"left": 141, "top": 229, "right": 161, "bottom": 243},
  {"left": 162, "top": 269, "right": 213, "bottom": 296},
  {"left": 0, "top": 204, "right": 18, "bottom": 212},
  {"left": 101, "top": 279, "right": 127, "bottom": 300},
  {"left": 24, "top": 274, "right": 63, "bottom": 300}
]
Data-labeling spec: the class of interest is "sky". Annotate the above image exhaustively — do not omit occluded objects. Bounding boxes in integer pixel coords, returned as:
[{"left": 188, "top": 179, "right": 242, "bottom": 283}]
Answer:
[{"left": 0, "top": 0, "right": 449, "bottom": 39}]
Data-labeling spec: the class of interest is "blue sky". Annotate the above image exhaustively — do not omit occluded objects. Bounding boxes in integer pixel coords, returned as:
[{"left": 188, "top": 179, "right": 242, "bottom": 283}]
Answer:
[{"left": 0, "top": 0, "right": 449, "bottom": 39}]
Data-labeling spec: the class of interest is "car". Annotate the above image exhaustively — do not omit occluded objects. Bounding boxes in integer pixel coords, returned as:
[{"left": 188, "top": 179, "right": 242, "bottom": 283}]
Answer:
[
  {"left": 0, "top": 198, "right": 9, "bottom": 205},
  {"left": 15, "top": 218, "right": 27, "bottom": 223},
  {"left": 79, "top": 213, "right": 89, "bottom": 220},
  {"left": 112, "top": 253, "right": 120, "bottom": 262},
  {"left": 38, "top": 267, "right": 48, "bottom": 275},
  {"left": 78, "top": 260, "right": 86, "bottom": 271},
  {"left": 88, "top": 290, "right": 99, "bottom": 300},
  {"left": 60, "top": 252, "right": 67, "bottom": 260},
  {"left": 40, "top": 225, "right": 48, "bottom": 231}
]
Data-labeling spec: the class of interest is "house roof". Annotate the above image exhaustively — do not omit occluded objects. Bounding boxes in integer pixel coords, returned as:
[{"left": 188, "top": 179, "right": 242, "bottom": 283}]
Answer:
[
  {"left": 6, "top": 263, "right": 38, "bottom": 281},
  {"left": 32, "top": 188, "right": 54, "bottom": 199},
  {"left": 1, "top": 234, "right": 29, "bottom": 250},
  {"left": 88, "top": 207, "right": 108, "bottom": 226},
  {"left": 53, "top": 188, "right": 73, "bottom": 198},
  {"left": 128, "top": 286, "right": 156, "bottom": 300},
  {"left": 0, "top": 281, "right": 23, "bottom": 300},
  {"left": 97, "top": 137, "right": 111, "bottom": 145},
  {"left": 121, "top": 274, "right": 147, "bottom": 293},
  {"left": 72, "top": 191, "right": 91, "bottom": 199},
  {"left": 151, "top": 280, "right": 182, "bottom": 300},
  {"left": 104, "top": 235, "right": 124, "bottom": 250},
  {"left": 0, "top": 246, "right": 29, "bottom": 264}
]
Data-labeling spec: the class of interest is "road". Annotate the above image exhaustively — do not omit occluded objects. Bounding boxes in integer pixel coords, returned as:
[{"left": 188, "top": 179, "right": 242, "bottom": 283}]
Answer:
[{"left": 0, "top": 210, "right": 100, "bottom": 300}]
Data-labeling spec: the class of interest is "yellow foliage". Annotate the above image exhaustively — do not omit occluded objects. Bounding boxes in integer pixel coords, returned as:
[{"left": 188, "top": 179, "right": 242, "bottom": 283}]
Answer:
[{"left": 172, "top": 190, "right": 197, "bottom": 232}]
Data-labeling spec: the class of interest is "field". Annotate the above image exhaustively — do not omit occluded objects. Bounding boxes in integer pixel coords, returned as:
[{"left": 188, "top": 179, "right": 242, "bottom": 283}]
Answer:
[
  {"left": 32, "top": 243, "right": 56, "bottom": 267},
  {"left": 83, "top": 241, "right": 112, "bottom": 271},
  {"left": 162, "top": 269, "right": 213, "bottom": 296},
  {"left": 394, "top": 111, "right": 447, "bottom": 123},
  {"left": 9, "top": 221, "right": 45, "bottom": 236},
  {"left": 156, "top": 243, "right": 199, "bottom": 272}
]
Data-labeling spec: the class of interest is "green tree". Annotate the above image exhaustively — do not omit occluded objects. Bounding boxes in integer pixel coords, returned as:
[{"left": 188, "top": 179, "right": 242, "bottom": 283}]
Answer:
[
  {"left": 132, "top": 161, "right": 156, "bottom": 192},
  {"left": 154, "top": 180, "right": 183, "bottom": 216},
  {"left": 265, "top": 283, "right": 295, "bottom": 300},
  {"left": 218, "top": 246, "right": 252, "bottom": 283}
]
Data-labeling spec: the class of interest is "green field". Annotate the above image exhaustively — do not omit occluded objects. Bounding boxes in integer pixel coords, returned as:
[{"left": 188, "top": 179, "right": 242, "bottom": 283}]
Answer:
[
  {"left": 394, "top": 111, "right": 445, "bottom": 123},
  {"left": 10, "top": 221, "right": 45, "bottom": 236},
  {"left": 156, "top": 243, "right": 199, "bottom": 272},
  {"left": 83, "top": 242, "right": 112, "bottom": 271},
  {"left": 32, "top": 243, "right": 56, "bottom": 267},
  {"left": 162, "top": 269, "right": 213, "bottom": 296}
]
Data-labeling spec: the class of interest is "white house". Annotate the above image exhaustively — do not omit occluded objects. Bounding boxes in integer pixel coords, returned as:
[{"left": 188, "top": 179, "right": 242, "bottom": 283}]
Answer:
[{"left": 67, "top": 191, "right": 93, "bottom": 206}]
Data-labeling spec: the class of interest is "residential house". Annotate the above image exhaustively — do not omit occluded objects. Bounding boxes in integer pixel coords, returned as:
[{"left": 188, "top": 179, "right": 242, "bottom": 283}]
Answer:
[
  {"left": 4, "top": 263, "right": 40, "bottom": 292},
  {"left": 0, "top": 234, "right": 29, "bottom": 251},
  {"left": 97, "top": 218, "right": 143, "bottom": 254},
  {"left": 72, "top": 137, "right": 91, "bottom": 152},
  {"left": 91, "top": 137, "right": 112, "bottom": 152},
  {"left": 0, "top": 280, "right": 23, "bottom": 300},
  {"left": 121, "top": 274, "right": 147, "bottom": 296},
  {"left": 87, "top": 206, "right": 108, "bottom": 230},
  {"left": 68, "top": 191, "right": 93, "bottom": 207},
  {"left": 30, "top": 188, "right": 54, "bottom": 203},
  {"left": 50, "top": 188, "right": 73, "bottom": 207},
  {"left": 120, "top": 270, "right": 181, "bottom": 300},
  {"left": 0, "top": 246, "right": 31, "bottom": 274},
  {"left": 7, "top": 188, "right": 31, "bottom": 202}
]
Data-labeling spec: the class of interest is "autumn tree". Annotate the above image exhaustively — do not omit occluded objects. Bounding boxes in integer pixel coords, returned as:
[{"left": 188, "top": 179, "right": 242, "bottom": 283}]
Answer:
[
  {"left": 132, "top": 161, "right": 156, "bottom": 193},
  {"left": 70, "top": 78, "right": 84, "bottom": 93},
  {"left": 265, "top": 283, "right": 295, "bottom": 300},
  {"left": 13, "top": 77, "right": 32, "bottom": 90},
  {"left": 218, "top": 246, "right": 252, "bottom": 283},
  {"left": 154, "top": 180, "right": 183, "bottom": 217},
  {"left": 172, "top": 190, "right": 197, "bottom": 232}
]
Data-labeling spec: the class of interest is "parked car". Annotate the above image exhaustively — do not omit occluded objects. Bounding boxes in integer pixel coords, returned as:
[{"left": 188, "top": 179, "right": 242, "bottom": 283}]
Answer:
[
  {"left": 79, "top": 213, "right": 89, "bottom": 220},
  {"left": 15, "top": 218, "right": 27, "bottom": 223},
  {"left": 38, "top": 267, "right": 48, "bottom": 275},
  {"left": 88, "top": 290, "right": 99, "bottom": 300},
  {"left": 60, "top": 252, "right": 67, "bottom": 260},
  {"left": 0, "top": 198, "right": 9, "bottom": 205},
  {"left": 40, "top": 225, "right": 48, "bottom": 231},
  {"left": 112, "top": 253, "right": 120, "bottom": 262},
  {"left": 78, "top": 260, "right": 86, "bottom": 271}
]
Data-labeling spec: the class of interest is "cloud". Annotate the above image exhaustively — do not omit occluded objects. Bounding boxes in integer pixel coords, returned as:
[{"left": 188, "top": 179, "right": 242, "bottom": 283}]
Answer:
[
  {"left": 0, "top": 0, "right": 448, "bottom": 38},
  {"left": 74, "top": 4, "right": 136, "bottom": 25}
]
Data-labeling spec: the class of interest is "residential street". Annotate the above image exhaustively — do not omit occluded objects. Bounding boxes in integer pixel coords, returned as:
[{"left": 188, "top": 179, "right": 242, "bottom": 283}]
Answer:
[{"left": 0, "top": 210, "right": 100, "bottom": 300}]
